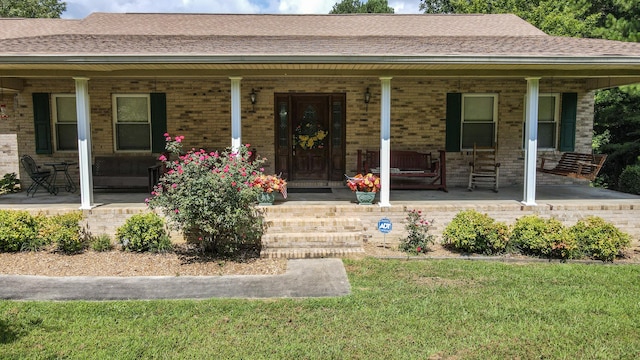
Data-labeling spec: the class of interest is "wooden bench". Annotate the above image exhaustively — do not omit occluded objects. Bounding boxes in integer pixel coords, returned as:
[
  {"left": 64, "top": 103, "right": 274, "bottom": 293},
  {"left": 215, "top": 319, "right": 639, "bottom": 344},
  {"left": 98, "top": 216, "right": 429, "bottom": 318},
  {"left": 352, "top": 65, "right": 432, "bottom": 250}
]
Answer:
[
  {"left": 93, "top": 156, "right": 162, "bottom": 192},
  {"left": 357, "top": 149, "right": 447, "bottom": 191},
  {"left": 538, "top": 152, "right": 607, "bottom": 181}
]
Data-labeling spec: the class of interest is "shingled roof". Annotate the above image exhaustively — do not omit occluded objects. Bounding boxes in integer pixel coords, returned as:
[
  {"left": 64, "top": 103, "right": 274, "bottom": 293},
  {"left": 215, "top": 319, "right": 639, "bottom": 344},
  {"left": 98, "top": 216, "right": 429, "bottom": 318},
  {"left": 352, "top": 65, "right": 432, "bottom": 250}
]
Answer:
[
  {"left": 0, "top": 13, "right": 547, "bottom": 39},
  {"left": 1, "top": 12, "right": 640, "bottom": 82}
]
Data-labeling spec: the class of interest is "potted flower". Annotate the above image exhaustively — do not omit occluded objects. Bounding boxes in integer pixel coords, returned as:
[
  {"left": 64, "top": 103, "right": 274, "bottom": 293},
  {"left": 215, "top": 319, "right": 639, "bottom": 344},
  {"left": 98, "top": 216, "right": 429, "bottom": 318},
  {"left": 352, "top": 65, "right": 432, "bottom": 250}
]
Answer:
[
  {"left": 346, "top": 173, "right": 380, "bottom": 205},
  {"left": 251, "top": 174, "right": 287, "bottom": 205}
]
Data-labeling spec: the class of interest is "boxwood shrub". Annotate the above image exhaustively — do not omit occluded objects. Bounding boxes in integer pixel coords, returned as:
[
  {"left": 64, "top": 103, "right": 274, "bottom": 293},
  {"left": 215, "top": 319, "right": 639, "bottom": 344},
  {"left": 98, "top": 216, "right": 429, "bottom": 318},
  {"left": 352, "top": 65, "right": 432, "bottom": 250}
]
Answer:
[
  {"left": 511, "top": 215, "right": 579, "bottom": 259},
  {"left": 442, "top": 210, "right": 510, "bottom": 255},
  {"left": 0, "top": 210, "right": 85, "bottom": 253},
  {"left": 116, "top": 212, "right": 171, "bottom": 252},
  {"left": 571, "top": 216, "right": 630, "bottom": 261},
  {"left": 0, "top": 210, "right": 42, "bottom": 252},
  {"left": 47, "top": 212, "right": 86, "bottom": 254},
  {"left": 618, "top": 164, "right": 640, "bottom": 195}
]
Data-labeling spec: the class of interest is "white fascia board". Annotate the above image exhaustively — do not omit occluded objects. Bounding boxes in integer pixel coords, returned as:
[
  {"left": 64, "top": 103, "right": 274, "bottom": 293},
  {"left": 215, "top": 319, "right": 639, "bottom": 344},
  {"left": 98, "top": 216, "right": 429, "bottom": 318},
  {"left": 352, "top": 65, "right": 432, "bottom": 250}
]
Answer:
[{"left": 2, "top": 54, "right": 640, "bottom": 66}]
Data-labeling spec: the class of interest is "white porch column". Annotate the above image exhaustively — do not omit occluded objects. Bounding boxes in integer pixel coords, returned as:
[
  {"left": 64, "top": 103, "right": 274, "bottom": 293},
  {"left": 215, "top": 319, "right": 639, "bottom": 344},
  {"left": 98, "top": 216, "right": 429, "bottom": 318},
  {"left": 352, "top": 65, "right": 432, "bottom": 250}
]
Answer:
[
  {"left": 73, "top": 77, "right": 94, "bottom": 209},
  {"left": 379, "top": 77, "right": 392, "bottom": 207},
  {"left": 523, "top": 77, "right": 540, "bottom": 206},
  {"left": 229, "top": 76, "right": 242, "bottom": 152}
]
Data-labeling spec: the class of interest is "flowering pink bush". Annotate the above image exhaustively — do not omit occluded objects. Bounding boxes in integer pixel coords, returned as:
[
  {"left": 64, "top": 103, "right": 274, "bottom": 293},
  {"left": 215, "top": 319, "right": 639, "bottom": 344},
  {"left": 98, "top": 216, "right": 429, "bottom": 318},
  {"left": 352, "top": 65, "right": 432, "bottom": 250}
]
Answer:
[
  {"left": 399, "top": 209, "right": 435, "bottom": 254},
  {"left": 147, "top": 134, "right": 266, "bottom": 255}
]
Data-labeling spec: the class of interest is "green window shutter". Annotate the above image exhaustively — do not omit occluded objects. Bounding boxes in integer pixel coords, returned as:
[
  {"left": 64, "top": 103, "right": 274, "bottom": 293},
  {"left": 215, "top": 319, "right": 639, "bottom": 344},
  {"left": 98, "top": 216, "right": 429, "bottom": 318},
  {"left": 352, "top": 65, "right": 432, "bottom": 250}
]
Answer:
[
  {"left": 150, "top": 93, "right": 167, "bottom": 153},
  {"left": 32, "top": 93, "right": 52, "bottom": 154},
  {"left": 445, "top": 93, "right": 462, "bottom": 152},
  {"left": 559, "top": 93, "right": 577, "bottom": 152}
]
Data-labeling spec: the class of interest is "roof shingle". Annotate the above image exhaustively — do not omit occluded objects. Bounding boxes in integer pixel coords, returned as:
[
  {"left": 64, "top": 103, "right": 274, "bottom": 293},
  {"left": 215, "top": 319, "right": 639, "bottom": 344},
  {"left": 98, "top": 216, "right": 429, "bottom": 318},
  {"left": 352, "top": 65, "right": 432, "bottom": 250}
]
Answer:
[
  {"left": 0, "top": 13, "right": 546, "bottom": 39},
  {"left": 1, "top": 13, "right": 640, "bottom": 62}
]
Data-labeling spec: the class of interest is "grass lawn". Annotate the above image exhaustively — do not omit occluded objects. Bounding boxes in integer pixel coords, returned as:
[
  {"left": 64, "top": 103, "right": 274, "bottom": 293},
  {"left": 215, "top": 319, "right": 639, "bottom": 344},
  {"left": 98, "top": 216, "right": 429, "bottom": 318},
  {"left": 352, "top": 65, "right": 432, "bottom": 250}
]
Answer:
[{"left": 1, "top": 258, "right": 639, "bottom": 359}]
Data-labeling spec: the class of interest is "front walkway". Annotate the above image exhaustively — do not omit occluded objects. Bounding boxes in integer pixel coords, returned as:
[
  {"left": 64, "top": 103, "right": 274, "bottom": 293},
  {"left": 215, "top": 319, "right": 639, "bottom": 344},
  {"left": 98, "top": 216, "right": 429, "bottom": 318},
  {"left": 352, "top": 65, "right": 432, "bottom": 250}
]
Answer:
[{"left": 0, "top": 258, "right": 350, "bottom": 300}]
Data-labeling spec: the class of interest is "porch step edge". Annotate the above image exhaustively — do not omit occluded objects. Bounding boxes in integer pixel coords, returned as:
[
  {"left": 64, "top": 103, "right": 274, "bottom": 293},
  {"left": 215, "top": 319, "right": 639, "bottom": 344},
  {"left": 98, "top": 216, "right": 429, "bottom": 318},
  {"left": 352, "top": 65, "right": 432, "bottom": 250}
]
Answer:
[
  {"left": 265, "top": 217, "right": 363, "bottom": 233},
  {"left": 260, "top": 247, "right": 364, "bottom": 259},
  {"left": 262, "top": 232, "right": 364, "bottom": 243}
]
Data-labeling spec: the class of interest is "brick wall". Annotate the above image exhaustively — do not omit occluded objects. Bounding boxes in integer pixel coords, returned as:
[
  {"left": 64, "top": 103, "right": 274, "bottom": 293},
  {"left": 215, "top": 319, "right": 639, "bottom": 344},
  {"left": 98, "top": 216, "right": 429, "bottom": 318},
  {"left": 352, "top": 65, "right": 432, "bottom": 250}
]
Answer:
[
  {"left": 0, "top": 134, "right": 19, "bottom": 177},
  {"left": 5, "top": 77, "right": 594, "bottom": 188},
  {"left": 0, "top": 93, "right": 19, "bottom": 178}
]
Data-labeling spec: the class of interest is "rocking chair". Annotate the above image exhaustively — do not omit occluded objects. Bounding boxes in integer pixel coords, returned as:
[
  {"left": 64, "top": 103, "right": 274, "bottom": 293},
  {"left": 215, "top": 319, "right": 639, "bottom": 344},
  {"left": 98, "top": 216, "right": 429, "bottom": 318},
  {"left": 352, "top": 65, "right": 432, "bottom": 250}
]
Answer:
[
  {"left": 20, "top": 155, "right": 57, "bottom": 196},
  {"left": 467, "top": 144, "right": 500, "bottom": 192}
]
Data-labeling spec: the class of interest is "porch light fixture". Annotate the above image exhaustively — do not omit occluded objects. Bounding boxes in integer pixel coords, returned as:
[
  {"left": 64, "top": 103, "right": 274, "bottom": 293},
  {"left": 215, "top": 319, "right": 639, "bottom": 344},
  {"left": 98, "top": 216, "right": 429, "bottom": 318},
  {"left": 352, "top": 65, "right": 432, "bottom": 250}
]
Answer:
[
  {"left": 364, "top": 87, "right": 371, "bottom": 111},
  {"left": 249, "top": 88, "right": 257, "bottom": 112}
]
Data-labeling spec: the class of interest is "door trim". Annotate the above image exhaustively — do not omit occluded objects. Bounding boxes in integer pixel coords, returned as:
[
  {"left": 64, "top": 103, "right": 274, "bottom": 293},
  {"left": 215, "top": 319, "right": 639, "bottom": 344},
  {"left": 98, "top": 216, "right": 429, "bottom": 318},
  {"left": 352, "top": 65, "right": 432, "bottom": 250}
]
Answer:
[{"left": 274, "top": 93, "right": 346, "bottom": 182}]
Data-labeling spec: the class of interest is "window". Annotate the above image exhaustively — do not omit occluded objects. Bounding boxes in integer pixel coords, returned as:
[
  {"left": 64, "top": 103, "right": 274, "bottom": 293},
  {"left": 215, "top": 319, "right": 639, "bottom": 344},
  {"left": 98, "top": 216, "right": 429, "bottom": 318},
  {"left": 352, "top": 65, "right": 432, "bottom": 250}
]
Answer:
[
  {"left": 113, "top": 94, "right": 151, "bottom": 151},
  {"left": 523, "top": 94, "right": 559, "bottom": 149},
  {"left": 52, "top": 94, "right": 77, "bottom": 151},
  {"left": 461, "top": 94, "right": 497, "bottom": 149}
]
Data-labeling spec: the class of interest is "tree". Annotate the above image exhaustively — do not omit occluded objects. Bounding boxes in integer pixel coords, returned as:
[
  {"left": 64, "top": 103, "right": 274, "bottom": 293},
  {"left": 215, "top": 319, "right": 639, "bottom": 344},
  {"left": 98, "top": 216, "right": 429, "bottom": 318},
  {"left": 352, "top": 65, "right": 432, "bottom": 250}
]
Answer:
[
  {"left": 330, "top": 0, "right": 361, "bottom": 13},
  {"left": 362, "top": 0, "right": 394, "bottom": 13},
  {"left": 594, "top": 87, "right": 640, "bottom": 189},
  {"left": 0, "top": 0, "right": 66, "bottom": 18},
  {"left": 419, "top": 0, "right": 455, "bottom": 14},
  {"left": 593, "top": 0, "right": 640, "bottom": 42},
  {"left": 330, "top": 0, "right": 394, "bottom": 14},
  {"left": 418, "top": 0, "right": 601, "bottom": 37}
]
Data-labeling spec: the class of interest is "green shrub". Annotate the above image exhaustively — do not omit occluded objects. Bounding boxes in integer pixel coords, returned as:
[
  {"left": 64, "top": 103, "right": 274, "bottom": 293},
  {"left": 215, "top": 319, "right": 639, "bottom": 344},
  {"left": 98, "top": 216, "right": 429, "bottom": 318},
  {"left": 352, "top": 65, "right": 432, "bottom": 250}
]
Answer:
[
  {"left": 150, "top": 234, "right": 173, "bottom": 253},
  {"left": 571, "top": 216, "right": 630, "bottom": 261},
  {"left": 0, "top": 210, "right": 41, "bottom": 252},
  {"left": 442, "top": 210, "right": 510, "bottom": 255},
  {"left": 0, "top": 173, "right": 20, "bottom": 195},
  {"left": 116, "top": 212, "right": 170, "bottom": 252},
  {"left": 511, "top": 215, "right": 579, "bottom": 259},
  {"left": 398, "top": 209, "right": 435, "bottom": 254},
  {"left": 43, "top": 212, "right": 86, "bottom": 254},
  {"left": 90, "top": 234, "right": 113, "bottom": 252},
  {"left": 618, "top": 164, "right": 640, "bottom": 195},
  {"left": 147, "top": 134, "right": 265, "bottom": 255}
]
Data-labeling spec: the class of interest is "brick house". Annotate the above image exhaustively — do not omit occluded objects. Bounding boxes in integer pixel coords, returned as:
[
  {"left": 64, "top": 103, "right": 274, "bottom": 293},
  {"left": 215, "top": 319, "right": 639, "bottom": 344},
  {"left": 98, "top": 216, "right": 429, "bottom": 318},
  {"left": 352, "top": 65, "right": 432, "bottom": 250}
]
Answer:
[{"left": 1, "top": 13, "right": 640, "bottom": 208}]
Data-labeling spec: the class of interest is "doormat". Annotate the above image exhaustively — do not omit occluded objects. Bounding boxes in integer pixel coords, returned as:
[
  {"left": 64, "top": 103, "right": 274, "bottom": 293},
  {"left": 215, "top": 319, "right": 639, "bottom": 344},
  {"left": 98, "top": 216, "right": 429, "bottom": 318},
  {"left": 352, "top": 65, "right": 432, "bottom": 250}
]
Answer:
[{"left": 287, "top": 188, "right": 333, "bottom": 194}]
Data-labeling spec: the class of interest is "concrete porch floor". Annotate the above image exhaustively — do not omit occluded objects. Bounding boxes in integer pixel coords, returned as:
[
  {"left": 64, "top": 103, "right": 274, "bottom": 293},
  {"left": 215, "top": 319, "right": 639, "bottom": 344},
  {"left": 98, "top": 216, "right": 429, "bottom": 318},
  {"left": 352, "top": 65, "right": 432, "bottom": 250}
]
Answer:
[{"left": 0, "top": 184, "right": 638, "bottom": 208}]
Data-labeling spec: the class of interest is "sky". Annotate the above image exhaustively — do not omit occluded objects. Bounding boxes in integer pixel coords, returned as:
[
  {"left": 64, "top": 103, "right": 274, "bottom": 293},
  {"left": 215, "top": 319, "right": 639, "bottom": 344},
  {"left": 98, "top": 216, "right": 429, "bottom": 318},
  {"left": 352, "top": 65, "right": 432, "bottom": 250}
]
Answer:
[{"left": 62, "top": 0, "right": 423, "bottom": 19}]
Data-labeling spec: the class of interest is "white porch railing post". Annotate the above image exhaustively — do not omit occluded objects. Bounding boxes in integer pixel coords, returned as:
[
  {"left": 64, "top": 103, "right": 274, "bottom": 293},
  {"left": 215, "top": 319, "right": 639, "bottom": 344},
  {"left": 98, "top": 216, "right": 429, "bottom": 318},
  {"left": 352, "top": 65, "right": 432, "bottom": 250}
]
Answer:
[
  {"left": 229, "top": 77, "right": 242, "bottom": 152},
  {"left": 73, "top": 77, "right": 94, "bottom": 209},
  {"left": 523, "top": 77, "right": 540, "bottom": 206},
  {"left": 379, "top": 77, "right": 392, "bottom": 207}
]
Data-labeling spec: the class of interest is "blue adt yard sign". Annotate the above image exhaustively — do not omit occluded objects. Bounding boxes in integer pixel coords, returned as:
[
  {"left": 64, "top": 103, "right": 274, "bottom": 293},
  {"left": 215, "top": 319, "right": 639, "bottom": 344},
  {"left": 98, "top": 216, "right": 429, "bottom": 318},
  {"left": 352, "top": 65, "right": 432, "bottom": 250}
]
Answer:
[{"left": 378, "top": 218, "right": 392, "bottom": 234}]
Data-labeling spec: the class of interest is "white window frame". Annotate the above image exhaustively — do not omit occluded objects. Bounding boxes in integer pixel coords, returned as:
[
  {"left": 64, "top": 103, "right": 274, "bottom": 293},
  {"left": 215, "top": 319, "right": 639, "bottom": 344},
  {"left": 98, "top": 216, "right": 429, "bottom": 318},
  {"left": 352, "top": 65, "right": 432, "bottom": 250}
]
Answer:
[
  {"left": 461, "top": 93, "right": 498, "bottom": 150},
  {"left": 112, "top": 94, "right": 152, "bottom": 152},
  {"left": 52, "top": 94, "right": 77, "bottom": 152},
  {"left": 523, "top": 93, "right": 560, "bottom": 150}
]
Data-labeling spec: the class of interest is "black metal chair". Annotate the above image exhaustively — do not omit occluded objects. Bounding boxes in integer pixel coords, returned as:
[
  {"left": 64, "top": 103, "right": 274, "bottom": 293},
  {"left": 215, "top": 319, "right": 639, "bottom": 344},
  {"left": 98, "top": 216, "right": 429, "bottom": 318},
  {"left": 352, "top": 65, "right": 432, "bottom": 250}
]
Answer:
[{"left": 20, "top": 155, "right": 57, "bottom": 196}]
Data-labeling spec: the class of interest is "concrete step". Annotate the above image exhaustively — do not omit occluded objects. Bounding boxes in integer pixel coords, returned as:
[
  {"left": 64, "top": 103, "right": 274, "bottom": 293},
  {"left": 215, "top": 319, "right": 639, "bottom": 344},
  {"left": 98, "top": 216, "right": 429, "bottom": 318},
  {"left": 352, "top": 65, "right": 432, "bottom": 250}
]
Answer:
[
  {"left": 262, "top": 232, "right": 364, "bottom": 248},
  {"left": 261, "top": 247, "right": 364, "bottom": 259},
  {"left": 260, "top": 214, "right": 366, "bottom": 258},
  {"left": 265, "top": 217, "right": 362, "bottom": 233}
]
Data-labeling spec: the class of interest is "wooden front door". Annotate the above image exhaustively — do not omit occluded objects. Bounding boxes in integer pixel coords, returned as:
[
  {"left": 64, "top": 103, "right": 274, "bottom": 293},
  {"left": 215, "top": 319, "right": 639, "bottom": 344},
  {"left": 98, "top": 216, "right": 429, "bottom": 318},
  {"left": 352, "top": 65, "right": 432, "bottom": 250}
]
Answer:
[{"left": 275, "top": 93, "right": 345, "bottom": 181}]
